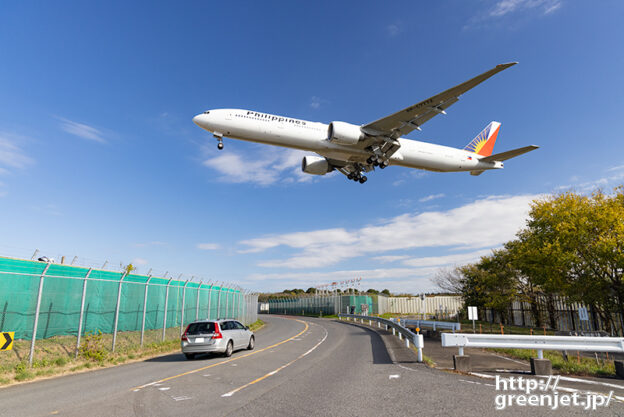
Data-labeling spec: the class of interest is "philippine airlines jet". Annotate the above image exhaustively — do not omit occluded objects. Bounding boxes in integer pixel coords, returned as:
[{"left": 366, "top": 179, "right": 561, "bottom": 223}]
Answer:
[{"left": 193, "top": 62, "right": 538, "bottom": 183}]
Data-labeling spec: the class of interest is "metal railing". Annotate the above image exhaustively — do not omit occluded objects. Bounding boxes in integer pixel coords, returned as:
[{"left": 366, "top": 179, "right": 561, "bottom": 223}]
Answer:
[
  {"left": 338, "top": 314, "right": 424, "bottom": 362},
  {"left": 441, "top": 333, "right": 624, "bottom": 358},
  {"left": 391, "top": 318, "right": 460, "bottom": 332}
]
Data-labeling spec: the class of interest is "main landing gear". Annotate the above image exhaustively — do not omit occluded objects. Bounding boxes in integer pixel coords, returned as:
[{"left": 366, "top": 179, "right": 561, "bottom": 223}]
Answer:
[
  {"left": 366, "top": 155, "right": 389, "bottom": 169},
  {"left": 347, "top": 172, "right": 367, "bottom": 184}
]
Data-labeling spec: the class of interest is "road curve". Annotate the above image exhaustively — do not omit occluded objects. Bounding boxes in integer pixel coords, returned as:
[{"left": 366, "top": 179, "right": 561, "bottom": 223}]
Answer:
[{"left": 0, "top": 316, "right": 621, "bottom": 416}]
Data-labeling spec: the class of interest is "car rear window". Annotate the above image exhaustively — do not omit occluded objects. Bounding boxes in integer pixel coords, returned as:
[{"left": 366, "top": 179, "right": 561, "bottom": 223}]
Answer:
[{"left": 186, "top": 322, "right": 215, "bottom": 335}]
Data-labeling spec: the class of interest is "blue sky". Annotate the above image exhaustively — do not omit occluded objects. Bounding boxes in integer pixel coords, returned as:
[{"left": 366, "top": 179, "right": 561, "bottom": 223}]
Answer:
[{"left": 1, "top": 1, "right": 623, "bottom": 293}]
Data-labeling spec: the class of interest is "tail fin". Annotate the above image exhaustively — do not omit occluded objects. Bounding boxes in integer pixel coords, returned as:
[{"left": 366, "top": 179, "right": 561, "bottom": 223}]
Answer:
[{"left": 463, "top": 121, "right": 500, "bottom": 157}]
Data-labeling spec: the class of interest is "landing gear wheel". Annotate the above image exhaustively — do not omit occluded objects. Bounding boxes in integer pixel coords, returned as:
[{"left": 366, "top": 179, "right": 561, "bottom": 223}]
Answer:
[
  {"left": 247, "top": 336, "right": 255, "bottom": 350},
  {"left": 347, "top": 173, "right": 354, "bottom": 180},
  {"left": 217, "top": 142, "right": 224, "bottom": 150},
  {"left": 184, "top": 353, "right": 195, "bottom": 360},
  {"left": 359, "top": 176, "right": 367, "bottom": 183},
  {"left": 224, "top": 340, "right": 233, "bottom": 357}
]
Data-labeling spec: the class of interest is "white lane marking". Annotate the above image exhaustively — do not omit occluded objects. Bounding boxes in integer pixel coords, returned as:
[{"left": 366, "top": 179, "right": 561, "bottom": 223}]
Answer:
[
  {"left": 221, "top": 325, "right": 329, "bottom": 398},
  {"left": 158, "top": 387, "right": 170, "bottom": 391},
  {"left": 203, "top": 374, "right": 211, "bottom": 377},
  {"left": 470, "top": 372, "right": 624, "bottom": 403},
  {"left": 556, "top": 375, "right": 624, "bottom": 390},
  {"left": 389, "top": 374, "right": 400, "bottom": 379},
  {"left": 459, "top": 379, "right": 481, "bottom": 385},
  {"left": 172, "top": 396, "right": 192, "bottom": 401},
  {"left": 231, "top": 364, "right": 237, "bottom": 367}
]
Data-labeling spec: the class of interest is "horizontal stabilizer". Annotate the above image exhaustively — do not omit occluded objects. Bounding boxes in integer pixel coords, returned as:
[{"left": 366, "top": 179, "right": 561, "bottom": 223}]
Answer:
[{"left": 480, "top": 145, "right": 539, "bottom": 162}]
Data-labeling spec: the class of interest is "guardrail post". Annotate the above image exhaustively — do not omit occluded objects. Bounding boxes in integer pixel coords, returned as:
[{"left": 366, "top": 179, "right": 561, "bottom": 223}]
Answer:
[
  {"left": 29, "top": 263, "right": 51, "bottom": 366},
  {"left": 140, "top": 275, "right": 152, "bottom": 347},
  {"left": 399, "top": 332, "right": 402, "bottom": 340},
  {"left": 112, "top": 272, "right": 128, "bottom": 352},
  {"left": 180, "top": 280, "right": 190, "bottom": 336},
  {"left": 392, "top": 327, "right": 395, "bottom": 336},
  {"left": 75, "top": 268, "right": 93, "bottom": 358},
  {"left": 537, "top": 349, "right": 543, "bottom": 360},
  {"left": 162, "top": 278, "right": 173, "bottom": 341},
  {"left": 458, "top": 346, "right": 464, "bottom": 356},
  {"left": 195, "top": 281, "right": 202, "bottom": 320}
]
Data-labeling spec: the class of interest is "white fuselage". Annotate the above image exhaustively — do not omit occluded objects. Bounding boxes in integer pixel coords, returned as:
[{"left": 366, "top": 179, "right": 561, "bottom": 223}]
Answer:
[{"left": 193, "top": 109, "right": 502, "bottom": 173}]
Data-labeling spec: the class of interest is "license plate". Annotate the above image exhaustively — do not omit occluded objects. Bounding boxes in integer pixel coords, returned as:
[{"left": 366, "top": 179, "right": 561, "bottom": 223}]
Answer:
[{"left": 194, "top": 337, "right": 204, "bottom": 343}]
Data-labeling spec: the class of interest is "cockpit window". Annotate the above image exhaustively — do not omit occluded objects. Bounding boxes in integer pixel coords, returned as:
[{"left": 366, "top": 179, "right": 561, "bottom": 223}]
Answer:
[{"left": 203, "top": 111, "right": 210, "bottom": 114}]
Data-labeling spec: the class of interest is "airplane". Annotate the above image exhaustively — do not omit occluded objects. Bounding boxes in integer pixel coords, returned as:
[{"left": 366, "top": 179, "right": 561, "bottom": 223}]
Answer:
[{"left": 193, "top": 62, "right": 538, "bottom": 184}]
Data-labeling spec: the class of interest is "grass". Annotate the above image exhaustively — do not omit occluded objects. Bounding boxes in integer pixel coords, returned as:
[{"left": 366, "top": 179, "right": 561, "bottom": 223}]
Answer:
[
  {"left": 0, "top": 319, "right": 265, "bottom": 386},
  {"left": 491, "top": 348, "right": 616, "bottom": 377}
]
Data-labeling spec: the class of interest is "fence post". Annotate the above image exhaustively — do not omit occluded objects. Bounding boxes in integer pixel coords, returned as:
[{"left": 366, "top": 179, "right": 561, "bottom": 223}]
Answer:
[
  {"left": 207, "top": 283, "right": 213, "bottom": 319},
  {"left": 75, "top": 268, "right": 93, "bottom": 358},
  {"left": 225, "top": 288, "right": 229, "bottom": 319},
  {"left": 180, "top": 280, "right": 190, "bottom": 336},
  {"left": 162, "top": 278, "right": 173, "bottom": 342},
  {"left": 29, "top": 263, "right": 51, "bottom": 366},
  {"left": 140, "top": 275, "right": 152, "bottom": 347},
  {"left": 112, "top": 272, "right": 128, "bottom": 352},
  {"left": 217, "top": 285, "right": 222, "bottom": 318},
  {"left": 195, "top": 281, "right": 202, "bottom": 320}
]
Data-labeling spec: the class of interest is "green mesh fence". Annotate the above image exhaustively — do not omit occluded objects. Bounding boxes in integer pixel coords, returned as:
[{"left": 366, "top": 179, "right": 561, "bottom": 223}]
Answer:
[
  {"left": 0, "top": 257, "right": 254, "bottom": 341},
  {"left": 265, "top": 294, "right": 386, "bottom": 316}
]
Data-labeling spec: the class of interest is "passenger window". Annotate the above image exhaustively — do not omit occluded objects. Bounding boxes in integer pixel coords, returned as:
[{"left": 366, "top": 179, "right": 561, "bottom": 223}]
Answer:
[{"left": 235, "top": 322, "right": 245, "bottom": 329}]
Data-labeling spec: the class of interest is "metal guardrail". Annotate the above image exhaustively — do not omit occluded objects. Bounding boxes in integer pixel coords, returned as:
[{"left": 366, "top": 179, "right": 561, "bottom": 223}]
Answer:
[
  {"left": 390, "top": 318, "right": 460, "bottom": 332},
  {"left": 442, "top": 333, "right": 624, "bottom": 358},
  {"left": 338, "top": 314, "right": 424, "bottom": 362}
]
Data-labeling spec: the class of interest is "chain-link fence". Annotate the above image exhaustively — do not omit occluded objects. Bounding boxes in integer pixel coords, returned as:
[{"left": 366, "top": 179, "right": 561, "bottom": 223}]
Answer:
[
  {"left": 0, "top": 256, "right": 258, "bottom": 365},
  {"left": 263, "top": 294, "right": 388, "bottom": 316}
]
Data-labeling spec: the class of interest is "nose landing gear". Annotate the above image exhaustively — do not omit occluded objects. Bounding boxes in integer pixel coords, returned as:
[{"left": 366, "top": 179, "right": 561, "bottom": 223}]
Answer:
[{"left": 213, "top": 132, "right": 224, "bottom": 150}]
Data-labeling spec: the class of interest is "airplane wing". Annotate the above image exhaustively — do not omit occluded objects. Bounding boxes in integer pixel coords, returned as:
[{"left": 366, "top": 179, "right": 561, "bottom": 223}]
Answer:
[
  {"left": 361, "top": 63, "right": 517, "bottom": 139},
  {"left": 479, "top": 145, "right": 539, "bottom": 162}
]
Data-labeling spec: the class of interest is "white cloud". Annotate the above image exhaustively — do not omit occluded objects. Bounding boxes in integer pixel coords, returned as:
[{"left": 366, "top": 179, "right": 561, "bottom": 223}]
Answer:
[
  {"left": 133, "top": 241, "right": 166, "bottom": 248},
  {"left": 467, "top": 0, "right": 562, "bottom": 28},
  {"left": 401, "top": 249, "right": 493, "bottom": 268},
  {"left": 419, "top": 193, "right": 445, "bottom": 203},
  {"left": 0, "top": 133, "right": 34, "bottom": 171},
  {"left": 371, "top": 255, "right": 411, "bottom": 263},
  {"left": 197, "top": 243, "right": 220, "bottom": 250},
  {"left": 309, "top": 96, "right": 322, "bottom": 109},
  {"left": 245, "top": 266, "right": 441, "bottom": 293},
  {"left": 58, "top": 118, "right": 106, "bottom": 143},
  {"left": 242, "top": 194, "right": 539, "bottom": 269},
  {"left": 489, "top": 0, "right": 561, "bottom": 17},
  {"left": 386, "top": 22, "right": 402, "bottom": 37},
  {"left": 203, "top": 148, "right": 313, "bottom": 186}
]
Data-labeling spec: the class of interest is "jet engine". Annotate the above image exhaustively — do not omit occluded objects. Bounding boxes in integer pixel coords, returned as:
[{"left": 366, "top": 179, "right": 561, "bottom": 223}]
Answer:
[
  {"left": 327, "top": 121, "right": 365, "bottom": 145},
  {"left": 301, "top": 156, "right": 333, "bottom": 175}
]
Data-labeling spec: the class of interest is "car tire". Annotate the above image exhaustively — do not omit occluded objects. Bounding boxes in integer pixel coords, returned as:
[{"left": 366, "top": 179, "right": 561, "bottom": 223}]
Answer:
[
  {"left": 184, "top": 353, "right": 195, "bottom": 360},
  {"left": 247, "top": 336, "right": 255, "bottom": 350},
  {"left": 224, "top": 340, "right": 233, "bottom": 357}
]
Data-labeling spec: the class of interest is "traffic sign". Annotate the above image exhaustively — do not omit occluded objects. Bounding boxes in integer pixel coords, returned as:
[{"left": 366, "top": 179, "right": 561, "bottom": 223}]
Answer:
[{"left": 1, "top": 332, "right": 14, "bottom": 351}]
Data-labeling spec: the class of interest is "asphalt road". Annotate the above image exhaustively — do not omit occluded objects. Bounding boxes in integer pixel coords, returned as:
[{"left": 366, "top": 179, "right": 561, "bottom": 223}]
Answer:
[{"left": 1, "top": 316, "right": 623, "bottom": 416}]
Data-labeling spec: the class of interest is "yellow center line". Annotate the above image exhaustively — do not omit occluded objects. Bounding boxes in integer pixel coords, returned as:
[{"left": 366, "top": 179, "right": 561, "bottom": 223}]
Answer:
[
  {"left": 131, "top": 318, "right": 309, "bottom": 391},
  {"left": 221, "top": 325, "right": 328, "bottom": 397}
]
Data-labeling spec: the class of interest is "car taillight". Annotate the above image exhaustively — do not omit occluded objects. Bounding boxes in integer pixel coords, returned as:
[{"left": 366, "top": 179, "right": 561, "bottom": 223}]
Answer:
[
  {"left": 212, "top": 323, "right": 223, "bottom": 339},
  {"left": 181, "top": 324, "right": 191, "bottom": 341}
]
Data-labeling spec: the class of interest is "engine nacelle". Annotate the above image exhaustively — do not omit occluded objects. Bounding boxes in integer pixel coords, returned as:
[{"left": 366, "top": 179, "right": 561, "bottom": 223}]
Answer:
[
  {"left": 327, "top": 121, "right": 364, "bottom": 145},
  {"left": 301, "top": 156, "right": 332, "bottom": 175}
]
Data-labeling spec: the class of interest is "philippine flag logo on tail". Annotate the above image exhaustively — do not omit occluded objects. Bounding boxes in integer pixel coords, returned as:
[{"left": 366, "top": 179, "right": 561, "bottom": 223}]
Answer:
[{"left": 463, "top": 122, "right": 501, "bottom": 157}]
